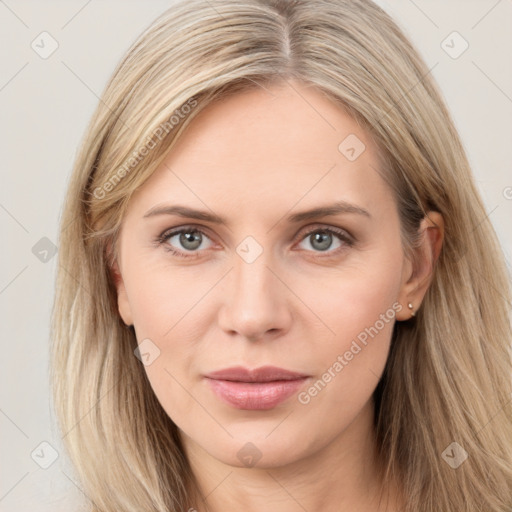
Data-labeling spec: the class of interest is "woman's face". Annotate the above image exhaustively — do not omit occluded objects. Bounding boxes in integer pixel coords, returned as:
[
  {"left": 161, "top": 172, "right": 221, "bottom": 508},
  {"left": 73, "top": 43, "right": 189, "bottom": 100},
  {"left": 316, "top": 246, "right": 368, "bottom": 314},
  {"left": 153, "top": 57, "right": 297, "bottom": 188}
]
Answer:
[{"left": 115, "top": 81, "right": 416, "bottom": 470}]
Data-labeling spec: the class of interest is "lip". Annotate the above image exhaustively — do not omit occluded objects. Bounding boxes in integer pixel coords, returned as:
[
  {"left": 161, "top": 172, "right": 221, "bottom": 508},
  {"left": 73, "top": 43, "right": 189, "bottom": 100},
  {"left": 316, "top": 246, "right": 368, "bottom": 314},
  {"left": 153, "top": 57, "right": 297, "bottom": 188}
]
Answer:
[{"left": 204, "top": 366, "right": 310, "bottom": 410}]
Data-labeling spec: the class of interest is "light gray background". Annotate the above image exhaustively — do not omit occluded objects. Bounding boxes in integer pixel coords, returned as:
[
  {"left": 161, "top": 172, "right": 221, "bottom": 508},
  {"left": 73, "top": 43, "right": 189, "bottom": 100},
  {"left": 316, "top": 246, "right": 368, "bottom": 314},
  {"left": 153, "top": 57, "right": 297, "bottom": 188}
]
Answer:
[{"left": 1, "top": 1, "right": 511, "bottom": 510}]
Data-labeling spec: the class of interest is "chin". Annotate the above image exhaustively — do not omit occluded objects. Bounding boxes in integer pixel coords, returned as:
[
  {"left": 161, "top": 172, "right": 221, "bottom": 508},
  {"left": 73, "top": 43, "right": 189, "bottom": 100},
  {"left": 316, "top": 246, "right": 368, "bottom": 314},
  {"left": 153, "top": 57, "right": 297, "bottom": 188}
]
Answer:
[{"left": 196, "top": 427, "right": 318, "bottom": 470}]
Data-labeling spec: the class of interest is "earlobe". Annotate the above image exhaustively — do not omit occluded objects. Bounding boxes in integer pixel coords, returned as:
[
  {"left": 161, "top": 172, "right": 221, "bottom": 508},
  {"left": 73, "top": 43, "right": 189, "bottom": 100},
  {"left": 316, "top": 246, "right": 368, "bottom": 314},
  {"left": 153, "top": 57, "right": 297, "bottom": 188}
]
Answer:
[
  {"left": 110, "top": 259, "right": 133, "bottom": 327},
  {"left": 396, "top": 211, "right": 444, "bottom": 321}
]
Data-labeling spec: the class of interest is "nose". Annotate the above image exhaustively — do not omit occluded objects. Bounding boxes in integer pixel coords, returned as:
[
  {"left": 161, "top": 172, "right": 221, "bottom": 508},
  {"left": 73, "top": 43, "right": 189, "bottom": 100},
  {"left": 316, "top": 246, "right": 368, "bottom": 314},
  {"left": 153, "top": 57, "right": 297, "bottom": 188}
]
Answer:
[{"left": 217, "top": 250, "right": 292, "bottom": 342}]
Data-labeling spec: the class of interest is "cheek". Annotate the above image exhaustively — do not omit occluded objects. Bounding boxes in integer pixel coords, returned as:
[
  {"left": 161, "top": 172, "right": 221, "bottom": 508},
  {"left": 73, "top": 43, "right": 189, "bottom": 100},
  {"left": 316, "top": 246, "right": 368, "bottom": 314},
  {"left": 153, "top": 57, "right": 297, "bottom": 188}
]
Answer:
[
  {"left": 122, "top": 260, "right": 211, "bottom": 411},
  {"left": 294, "top": 251, "right": 402, "bottom": 403},
  {"left": 124, "top": 255, "right": 210, "bottom": 338},
  {"left": 304, "top": 248, "right": 403, "bottom": 346}
]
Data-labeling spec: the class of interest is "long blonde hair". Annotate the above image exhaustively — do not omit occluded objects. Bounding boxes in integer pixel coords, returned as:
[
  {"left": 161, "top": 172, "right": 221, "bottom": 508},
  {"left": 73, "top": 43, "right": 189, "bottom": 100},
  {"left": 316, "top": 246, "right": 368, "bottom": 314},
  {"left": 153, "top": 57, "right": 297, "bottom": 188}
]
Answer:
[{"left": 50, "top": 0, "right": 512, "bottom": 510}]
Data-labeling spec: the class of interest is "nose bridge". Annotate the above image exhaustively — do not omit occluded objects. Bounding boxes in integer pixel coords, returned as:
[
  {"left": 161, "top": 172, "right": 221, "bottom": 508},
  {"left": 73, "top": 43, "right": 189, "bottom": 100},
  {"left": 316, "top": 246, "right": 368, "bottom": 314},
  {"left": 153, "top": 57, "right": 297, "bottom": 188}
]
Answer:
[
  {"left": 234, "top": 249, "right": 273, "bottom": 300},
  {"left": 218, "top": 238, "right": 290, "bottom": 340}
]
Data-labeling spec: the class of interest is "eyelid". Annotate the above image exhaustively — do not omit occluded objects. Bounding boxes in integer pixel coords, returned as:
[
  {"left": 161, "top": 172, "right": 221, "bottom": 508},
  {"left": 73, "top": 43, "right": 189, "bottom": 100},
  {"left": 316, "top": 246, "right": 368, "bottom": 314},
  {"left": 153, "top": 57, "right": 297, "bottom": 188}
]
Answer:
[
  {"left": 296, "top": 223, "right": 354, "bottom": 242},
  {"left": 157, "top": 224, "right": 215, "bottom": 243}
]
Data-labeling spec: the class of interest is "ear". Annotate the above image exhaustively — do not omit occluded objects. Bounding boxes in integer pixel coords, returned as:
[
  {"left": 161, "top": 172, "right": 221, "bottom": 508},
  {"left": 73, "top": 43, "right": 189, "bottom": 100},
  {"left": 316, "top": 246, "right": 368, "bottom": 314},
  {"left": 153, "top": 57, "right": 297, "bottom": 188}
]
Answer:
[
  {"left": 395, "top": 211, "right": 444, "bottom": 321},
  {"left": 107, "top": 242, "right": 133, "bottom": 326}
]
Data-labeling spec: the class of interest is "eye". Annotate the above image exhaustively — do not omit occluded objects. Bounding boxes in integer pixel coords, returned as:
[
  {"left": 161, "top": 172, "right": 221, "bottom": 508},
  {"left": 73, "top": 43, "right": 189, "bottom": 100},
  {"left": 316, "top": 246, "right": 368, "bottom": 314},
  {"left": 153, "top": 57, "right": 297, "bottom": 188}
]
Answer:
[
  {"left": 155, "top": 224, "right": 355, "bottom": 260},
  {"left": 156, "top": 226, "right": 214, "bottom": 259},
  {"left": 295, "top": 226, "right": 354, "bottom": 256}
]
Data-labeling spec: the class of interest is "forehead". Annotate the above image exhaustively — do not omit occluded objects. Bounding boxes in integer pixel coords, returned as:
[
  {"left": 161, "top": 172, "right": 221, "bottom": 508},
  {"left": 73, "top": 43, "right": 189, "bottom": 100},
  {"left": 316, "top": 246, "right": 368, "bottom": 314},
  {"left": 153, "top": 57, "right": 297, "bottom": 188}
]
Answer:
[
  {"left": 167, "top": 82, "right": 376, "bottom": 171},
  {"left": 127, "top": 81, "right": 394, "bottom": 223}
]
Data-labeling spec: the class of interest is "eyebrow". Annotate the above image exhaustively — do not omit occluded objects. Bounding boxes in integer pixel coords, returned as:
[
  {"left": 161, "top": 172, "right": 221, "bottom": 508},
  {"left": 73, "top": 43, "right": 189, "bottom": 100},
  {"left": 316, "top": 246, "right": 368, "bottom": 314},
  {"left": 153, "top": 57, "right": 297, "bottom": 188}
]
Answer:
[{"left": 143, "top": 200, "right": 371, "bottom": 226}]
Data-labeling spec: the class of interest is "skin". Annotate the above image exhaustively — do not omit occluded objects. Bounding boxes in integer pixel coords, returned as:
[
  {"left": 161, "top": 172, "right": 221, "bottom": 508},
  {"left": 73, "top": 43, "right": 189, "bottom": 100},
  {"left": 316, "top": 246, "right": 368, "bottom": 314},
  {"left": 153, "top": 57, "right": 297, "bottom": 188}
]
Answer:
[{"left": 113, "top": 80, "right": 443, "bottom": 512}]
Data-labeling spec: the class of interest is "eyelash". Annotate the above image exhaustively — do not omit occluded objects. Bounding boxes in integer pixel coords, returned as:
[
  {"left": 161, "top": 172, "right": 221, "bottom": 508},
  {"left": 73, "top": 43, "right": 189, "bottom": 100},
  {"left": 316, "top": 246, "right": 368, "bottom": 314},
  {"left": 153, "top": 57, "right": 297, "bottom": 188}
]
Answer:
[{"left": 155, "top": 224, "right": 355, "bottom": 260}]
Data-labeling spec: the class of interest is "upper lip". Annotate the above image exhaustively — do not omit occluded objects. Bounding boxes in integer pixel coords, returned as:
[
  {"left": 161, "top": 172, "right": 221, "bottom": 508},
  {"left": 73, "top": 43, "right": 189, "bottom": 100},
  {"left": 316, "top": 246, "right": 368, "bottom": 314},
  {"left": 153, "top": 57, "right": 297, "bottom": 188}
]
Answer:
[{"left": 204, "top": 365, "right": 309, "bottom": 383}]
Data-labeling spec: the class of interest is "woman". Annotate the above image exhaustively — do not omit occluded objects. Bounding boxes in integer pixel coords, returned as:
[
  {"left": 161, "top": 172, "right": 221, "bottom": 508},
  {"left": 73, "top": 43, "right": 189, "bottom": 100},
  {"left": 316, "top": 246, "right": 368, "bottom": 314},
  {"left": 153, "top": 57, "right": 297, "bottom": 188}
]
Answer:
[{"left": 50, "top": 0, "right": 512, "bottom": 510}]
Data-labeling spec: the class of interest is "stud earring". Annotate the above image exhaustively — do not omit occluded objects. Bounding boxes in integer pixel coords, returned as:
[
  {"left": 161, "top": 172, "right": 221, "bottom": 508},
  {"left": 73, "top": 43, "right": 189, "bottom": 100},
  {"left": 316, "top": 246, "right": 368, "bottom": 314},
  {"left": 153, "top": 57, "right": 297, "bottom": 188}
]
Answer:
[{"left": 408, "top": 302, "right": 415, "bottom": 317}]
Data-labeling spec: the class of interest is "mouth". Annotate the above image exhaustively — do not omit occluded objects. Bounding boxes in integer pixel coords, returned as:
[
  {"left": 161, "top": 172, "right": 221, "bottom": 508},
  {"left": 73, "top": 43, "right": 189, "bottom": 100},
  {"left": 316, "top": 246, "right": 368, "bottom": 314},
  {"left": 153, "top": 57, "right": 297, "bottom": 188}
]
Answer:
[{"left": 204, "top": 366, "right": 310, "bottom": 410}]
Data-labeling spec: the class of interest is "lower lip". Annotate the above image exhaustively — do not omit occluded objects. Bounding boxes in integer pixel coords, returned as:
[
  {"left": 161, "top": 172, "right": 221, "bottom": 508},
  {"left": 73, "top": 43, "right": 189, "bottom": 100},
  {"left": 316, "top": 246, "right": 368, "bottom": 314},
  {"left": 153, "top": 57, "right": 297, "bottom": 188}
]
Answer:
[{"left": 205, "top": 378, "right": 308, "bottom": 410}]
